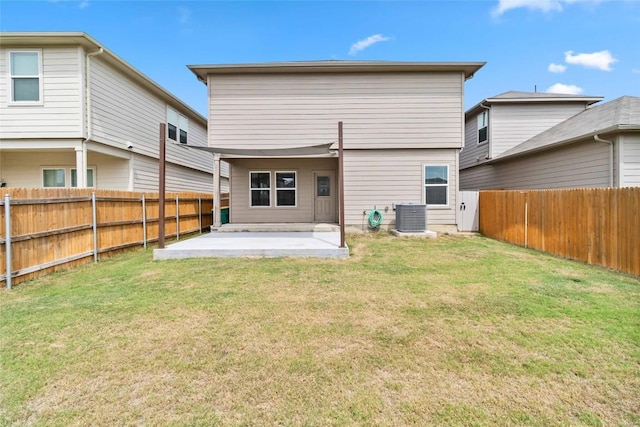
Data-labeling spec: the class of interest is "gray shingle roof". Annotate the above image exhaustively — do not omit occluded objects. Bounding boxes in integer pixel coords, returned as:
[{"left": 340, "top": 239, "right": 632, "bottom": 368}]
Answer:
[{"left": 493, "top": 96, "right": 640, "bottom": 161}]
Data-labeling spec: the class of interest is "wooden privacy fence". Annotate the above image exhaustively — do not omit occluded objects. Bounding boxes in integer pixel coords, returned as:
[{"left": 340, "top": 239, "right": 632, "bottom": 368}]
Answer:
[
  {"left": 479, "top": 188, "right": 640, "bottom": 276},
  {"left": 0, "top": 188, "right": 229, "bottom": 287}
]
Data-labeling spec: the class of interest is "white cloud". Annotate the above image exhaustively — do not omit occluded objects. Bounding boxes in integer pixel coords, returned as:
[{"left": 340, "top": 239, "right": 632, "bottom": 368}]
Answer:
[
  {"left": 493, "top": 0, "right": 563, "bottom": 16},
  {"left": 178, "top": 6, "right": 191, "bottom": 25},
  {"left": 546, "top": 83, "right": 584, "bottom": 95},
  {"left": 493, "top": 0, "right": 606, "bottom": 16},
  {"left": 47, "top": 0, "right": 89, "bottom": 7},
  {"left": 564, "top": 50, "right": 617, "bottom": 71},
  {"left": 632, "top": 68, "right": 640, "bottom": 74},
  {"left": 548, "top": 63, "right": 567, "bottom": 73},
  {"left": 349, "top": 34, "right": 390, "bottom": 56}
]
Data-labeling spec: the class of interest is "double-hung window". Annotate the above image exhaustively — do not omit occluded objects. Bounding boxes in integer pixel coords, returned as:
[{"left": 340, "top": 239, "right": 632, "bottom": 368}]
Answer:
[
  {"left": 275, "top": 172, "right": 296, "bottom": 207},
  {"left": 477, "top": 110, "right": 488, "bottom": 144},
  {"left": 42, "top": 169, "right": 66, "bottom": 188},
  {"left": 10, "top": 50, "right": 42, "bottom": 103},
  {"left": 167, "top": 107, "right": 188, "bottom": 144},
  {"left": 250, "top": 172, "right": 271, "bottom": 207},
  {"left": 424, "top": 165, "right": 449, "bottom": 206}
]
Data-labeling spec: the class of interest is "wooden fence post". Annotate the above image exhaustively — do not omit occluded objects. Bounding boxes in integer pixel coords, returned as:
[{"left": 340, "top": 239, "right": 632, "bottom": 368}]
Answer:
[
  {"left": 92, "top": 192, "right": 98, "bottom": 263},
  {"left": 176, "top": 196, "right": 180, "bottom": 241},
  {"left": 4, "top": 194, "right": 11, "bottom": 290},
  {"left": 142, "top": 194, "right": 147, "bottom": 249}
]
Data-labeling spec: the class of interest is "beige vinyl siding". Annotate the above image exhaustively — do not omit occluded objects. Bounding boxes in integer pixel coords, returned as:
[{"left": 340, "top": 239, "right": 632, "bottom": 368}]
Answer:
[
  {"left": 344, "top": 149, "right": 458, "bottom": 228},
  {"left": 89, "top": 56, "right": 211, "bottom": 174},
  {"left": 229, "top": 158, "right": 337, "bottom": 223},
  {"left": 489, "top": 103, "right": 588, "bottom": 158},
  {"left": 462, "top": 140, "right": 609, "bottom": 190},
  {"left": 621, "top": 134, "right": 640, "bottom": 186},
  {"left": 460, "top": 164, "right": 499, "bottom": 190},
  {"left": 460, "top": 112, "right": 490, "bottom": 169},
  {"left": 209, "top": 72, "right": 464, "bottom": 150},
  {"left": 132, "top": 154, "right": 213, "bottom": 193},
  {"left": 88, "top": 152, "right": 130, "bottom": 189},
  {"left": 0, "top": 46, "right": 83, "bottom": 138}
]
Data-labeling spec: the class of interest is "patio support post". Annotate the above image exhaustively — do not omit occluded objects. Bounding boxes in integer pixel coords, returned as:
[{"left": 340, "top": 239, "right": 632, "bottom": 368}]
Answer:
[
  {"left": 213, "top": 153, "right": 221, "bottom": 228},
  {"left": 158, "top": 123, "right": 166, "bottom": 249},
  {"left": 338, "top": 121, "right": 346, "bottom": 248}
]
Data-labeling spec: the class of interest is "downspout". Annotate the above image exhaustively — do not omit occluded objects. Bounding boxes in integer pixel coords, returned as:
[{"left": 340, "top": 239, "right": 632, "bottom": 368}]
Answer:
[
  {"left": 82, "top": 47, "right": 104, "bottom": 188},
  {"left": 594, "top": 134, "right": 614, "bottom": 187}
]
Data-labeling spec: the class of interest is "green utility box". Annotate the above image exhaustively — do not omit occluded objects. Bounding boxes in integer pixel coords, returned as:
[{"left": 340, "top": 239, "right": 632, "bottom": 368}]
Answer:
[{"left": 220, "top": 207, "right": 229, "bottom": 224}]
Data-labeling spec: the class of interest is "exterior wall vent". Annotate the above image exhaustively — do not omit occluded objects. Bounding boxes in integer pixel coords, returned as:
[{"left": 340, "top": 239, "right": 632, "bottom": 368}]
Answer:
[{"left": 395, "top": 203, "right": 427, "bottom": 232}]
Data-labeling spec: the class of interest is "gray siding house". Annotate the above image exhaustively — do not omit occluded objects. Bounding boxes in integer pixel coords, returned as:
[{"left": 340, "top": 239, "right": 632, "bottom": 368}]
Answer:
[
  {"left": 0, "top": 32, "right": 228, "bottom": 192},
  {"left": 460, "top": 94, "right": 640, "bottom": 190},
  {"left": 188, "top": 61, "right": 485, "bottom": 231}
]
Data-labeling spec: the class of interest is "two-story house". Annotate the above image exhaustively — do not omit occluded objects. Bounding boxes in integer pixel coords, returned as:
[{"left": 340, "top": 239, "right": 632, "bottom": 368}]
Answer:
[
  {"left": 188, "top": 61, "right": 484, "bottom": 232},
  {"left": 0, "top": 32, "right": 228, "bottom": 192},
  {"left": 460, "top": 91, "right": 640, "bottom": 190}
]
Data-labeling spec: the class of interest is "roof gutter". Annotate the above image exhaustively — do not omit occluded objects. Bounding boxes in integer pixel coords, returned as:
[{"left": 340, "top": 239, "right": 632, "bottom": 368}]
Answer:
[{"left": 594, "top": 134, "right": 614, "bottom": 187}]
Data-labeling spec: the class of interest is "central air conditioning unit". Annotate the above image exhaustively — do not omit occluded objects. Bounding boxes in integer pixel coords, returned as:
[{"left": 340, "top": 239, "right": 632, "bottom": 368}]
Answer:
[{"left": 395, "top": 203, "right": 427, "bottom": 232}]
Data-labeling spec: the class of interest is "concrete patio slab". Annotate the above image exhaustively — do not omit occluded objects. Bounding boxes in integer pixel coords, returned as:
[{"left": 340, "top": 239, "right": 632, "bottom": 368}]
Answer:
[{"left": 153, "top": 231, "right": 349, "bottom": 259}]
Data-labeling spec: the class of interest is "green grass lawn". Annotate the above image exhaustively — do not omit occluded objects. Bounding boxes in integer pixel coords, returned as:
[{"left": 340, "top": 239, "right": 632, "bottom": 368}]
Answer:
[{"left": 1, "top": 234, "right": 639, "bottom": 426}]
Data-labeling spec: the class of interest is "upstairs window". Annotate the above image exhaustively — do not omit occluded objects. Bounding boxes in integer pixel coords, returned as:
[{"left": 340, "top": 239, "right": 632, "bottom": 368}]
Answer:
[
  {"left": 167, "top": 107, "right": 188, "bottom": 144},
  {"left": 424, "top": 165, "right": 449, "bottom": 206},
  {"left": 477, "top": 110, "right": 488, "bottom": 144},
  {"left": 10, "top": 50, "right": 42, "bottom": 103}
]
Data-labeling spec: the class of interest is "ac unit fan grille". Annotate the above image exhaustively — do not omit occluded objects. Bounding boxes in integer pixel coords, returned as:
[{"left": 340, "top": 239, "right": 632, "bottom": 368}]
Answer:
[{"left": 395, "top": 203, "right": 426, "bottom": 232}]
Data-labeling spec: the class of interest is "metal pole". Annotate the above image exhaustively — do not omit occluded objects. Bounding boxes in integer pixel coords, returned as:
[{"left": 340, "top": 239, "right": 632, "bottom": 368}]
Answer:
[
  {"left": 92, "top": 192, "right": 98, "bottom": 262},
  {"left": 176, "top": 196, "right": 180, "bottom": 241},
  {"left": 158, "top": 123, "right": 166, "bottom": 249},
  {"left": 142, "top": 194, "right": 147, "bottom": 249},
  {"left": 338, "top": 121, "right": 346, "bottom": 248},
  {"left": 5, "top": 194, "right": 12, "bottom": 290}
]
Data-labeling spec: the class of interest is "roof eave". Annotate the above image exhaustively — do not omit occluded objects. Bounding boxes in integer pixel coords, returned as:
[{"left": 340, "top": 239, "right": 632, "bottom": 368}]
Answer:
[
  {"left": 188, "top": 61, "right": 486, "bottom": 83},
  {"left": 465, "top": 95, "right": 604, "bottom": 117}
]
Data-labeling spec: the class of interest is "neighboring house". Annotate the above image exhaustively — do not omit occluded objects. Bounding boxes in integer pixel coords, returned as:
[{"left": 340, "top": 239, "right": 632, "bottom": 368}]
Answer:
[
  {"left": 0, "top": 32, "right": 228, "bottom": 192},
  {"left": 460, "top": 92, "right": 640, "bottom": 190},
  {"left": 188, "top": 61, "right": 485, "bottom": 231}
]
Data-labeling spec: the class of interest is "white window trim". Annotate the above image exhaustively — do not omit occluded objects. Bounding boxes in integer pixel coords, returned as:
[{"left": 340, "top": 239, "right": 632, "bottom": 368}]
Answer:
[
  {"left": 275, "top": 171, "right": 297, "bottom": 208},
  {"left": 249, "top": 171, "right": 271, "bottom": 208},
  {"left": 167, "top": 106, "right": 188, "bottom": 144},
  {"left": 477, "top": 110, "right": 488, "bottom": 145},
  {"left": 42, "top": 167, "right": 66, "bottom": 188},
  {"left": 423, "top": 164, "right": 450, "bottom": 208},
  {"left": 8, "top": 49, "right": 44, "bottom": 106},
  {"left": 71, "top": 167, "right": 96, "bottom": 188}
]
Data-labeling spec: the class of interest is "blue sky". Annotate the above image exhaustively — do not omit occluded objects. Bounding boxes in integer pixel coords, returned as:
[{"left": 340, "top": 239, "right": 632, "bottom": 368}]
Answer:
[{"left": 1, "top": 0, "right": 639, "bottom": 116}]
